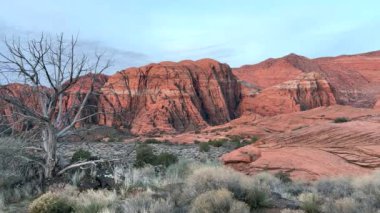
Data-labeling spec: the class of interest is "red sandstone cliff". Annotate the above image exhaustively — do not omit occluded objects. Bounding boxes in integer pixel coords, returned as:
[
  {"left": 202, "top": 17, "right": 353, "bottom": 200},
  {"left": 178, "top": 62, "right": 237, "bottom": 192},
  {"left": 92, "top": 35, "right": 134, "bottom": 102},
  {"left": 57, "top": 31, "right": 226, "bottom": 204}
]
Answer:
[
  {"left": 234, "top": 52, "right": 380, "bottom": 113},
  {"left": 99, "top": 59, "right": 241, "bottom": 135},
  {"left": 239, "top": 72, "right": 336, "bottom": 115}
]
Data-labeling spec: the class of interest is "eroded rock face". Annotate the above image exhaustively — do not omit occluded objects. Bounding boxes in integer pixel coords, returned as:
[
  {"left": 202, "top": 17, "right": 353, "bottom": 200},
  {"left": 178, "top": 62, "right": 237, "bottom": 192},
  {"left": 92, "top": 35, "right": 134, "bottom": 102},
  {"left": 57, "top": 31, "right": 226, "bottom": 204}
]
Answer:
[
  {"left": 99, "top": 59, "right": 241, "bottom": 135},
  {"left": 235, "top": 51, "right": 380, "bottom": 111},
  {"left": 240, "top": 72, "right": 336, "bottom": 115}
]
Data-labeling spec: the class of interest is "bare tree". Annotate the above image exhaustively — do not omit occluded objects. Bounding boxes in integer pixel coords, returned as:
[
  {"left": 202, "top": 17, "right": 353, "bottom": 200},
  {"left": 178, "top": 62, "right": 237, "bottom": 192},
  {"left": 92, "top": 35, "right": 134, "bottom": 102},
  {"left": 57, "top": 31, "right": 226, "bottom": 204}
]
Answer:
[{"left": 0, "top": 34, "right": 110, "bottom": 178}]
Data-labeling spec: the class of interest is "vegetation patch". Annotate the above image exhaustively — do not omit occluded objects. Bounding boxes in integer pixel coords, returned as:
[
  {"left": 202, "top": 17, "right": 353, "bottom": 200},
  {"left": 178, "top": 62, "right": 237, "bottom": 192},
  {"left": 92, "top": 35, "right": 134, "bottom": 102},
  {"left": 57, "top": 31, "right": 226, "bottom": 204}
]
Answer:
[
  {"left": 198, "top": 142, "right": 210, "bottom": 152},
  {"left": 334, "top": 117, "right": 350, "bottom": 123},
  {"left": 134, "top": 144, "right": 178, "bottom": 168},
  {"left": 71, "top": 149, "right": 92, "bottom": 163}
]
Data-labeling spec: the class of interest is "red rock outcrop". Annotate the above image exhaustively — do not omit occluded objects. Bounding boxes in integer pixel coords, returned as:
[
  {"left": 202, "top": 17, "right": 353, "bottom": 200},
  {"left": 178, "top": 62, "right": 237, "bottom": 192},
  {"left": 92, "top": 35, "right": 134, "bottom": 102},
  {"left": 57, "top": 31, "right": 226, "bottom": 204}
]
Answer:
[
  {"left": 239, "top": 72, "right": 336, "bottom": 115},
  {"left": 99, "top": 59, "right": 241, "bottom": 135},
  {"left": 219, "top": 105, "right": 380, "bottom": 180},
  {"left": 0, "top": 83, "right": 43, "bottom": 131},
  {"left": 61, "top": 74, "right": 109, "bottom": 126},
  {"left": 235, "top": 51, "right": 380, "bottom": 113}
]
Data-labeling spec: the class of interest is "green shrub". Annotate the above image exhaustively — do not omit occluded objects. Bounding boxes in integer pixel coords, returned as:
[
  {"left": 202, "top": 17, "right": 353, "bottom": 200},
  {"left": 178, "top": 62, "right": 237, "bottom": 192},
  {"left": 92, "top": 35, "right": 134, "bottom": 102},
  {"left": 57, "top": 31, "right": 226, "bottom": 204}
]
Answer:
[
  {"left": 199, "top": 143, "right": 210, "bottom": 152},
  {"left": 134, "top": 144, "right": 178, "bottom": 168},
  {"left": 190, "top": 189, "right": 249, "bottom": 213},
  {"left": 156, "top": 152, "right": 178, "bottom": 167},
  {"left": 29, "top": 192, "right": 73, "bottom": 213},
  {"left": 144, "top": 138, "right": 161, "bottom": 144},
  {"left": 243, "top": 188, "right": 271, "bottom": 209},
  {"left": 71, "top": 149, "right": 92, "bottom": 163},
  {"left": 134, "top": 144, "right": 157, "bottom": 168},
  {"left": 334, "top": 117, "right": 349, "bottom": 123},
  {"left": 275, "top": 171, "right": 292, "bottom": 183},
  {"left": 250, "top": 136, "right": 259, "bottom": 143},
  {"left": 208, "top": 139, "right": 227, "bottom": 147}
]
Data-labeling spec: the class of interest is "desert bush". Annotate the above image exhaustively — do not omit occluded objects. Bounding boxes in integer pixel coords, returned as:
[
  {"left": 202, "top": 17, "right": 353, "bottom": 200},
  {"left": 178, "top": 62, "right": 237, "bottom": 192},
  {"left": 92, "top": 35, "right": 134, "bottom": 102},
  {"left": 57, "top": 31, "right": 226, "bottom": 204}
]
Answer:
[
  {"left": 250, "top": 135, "right": 259, "bottom": 143},
  {"left": 156, "top": 152, "right": 178, "bottom": 167},
  {"left": 275, "top": 171, "right": 292, "bottom": 183},
  {"left": 325, "top": 197, "right": 358, "bottom": 213},
  {"left": 73, "top": 189, "right": 118, "bottom": 213},
  {"left": 71, "top": 149, "right": 92, "bottom": 163},
  {"left": 165, "top": 159, "right": 192, "bottom": 181},
  {"left": 183, "top": 166, "right": 270, "bottom": 209},
  {"left": 334, "top": 117, "right": 349, "bottom": 123},
  {"left": 208, "top": 138, "right": 228, "bottom": 147},
  {"left": 29, "top": 187, "right": 118, "bottom": 213},
  {"left": 190, "top": 188, "right": 250, "bottom": 213},
  {"left": 298, "top": 192, "right": 320, "bottom": 213},
  {"left": 134, "top": 144, "right": 157, "bottom": 168},
  {"left": 29, "top": 192, "right": 73, "bottom": 213},
  {"left": 198, "top": 142, "right": 210, "bottom": 152},
  {"left": 134, "top": 143, "right": 178, "bottom": 168},
  {"left": 122, "top": 192, "right": 174, "bottom": 213},
  {"left": 315, "top": 178, "right": 353, "bottom": 199}
]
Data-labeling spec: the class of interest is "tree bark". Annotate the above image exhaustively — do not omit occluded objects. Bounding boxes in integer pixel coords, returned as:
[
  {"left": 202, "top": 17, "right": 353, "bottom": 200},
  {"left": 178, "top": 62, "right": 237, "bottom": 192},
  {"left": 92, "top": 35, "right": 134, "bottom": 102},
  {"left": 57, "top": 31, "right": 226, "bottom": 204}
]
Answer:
[{"left": 42, "top": 124, "right": 57, "bottom": 178}]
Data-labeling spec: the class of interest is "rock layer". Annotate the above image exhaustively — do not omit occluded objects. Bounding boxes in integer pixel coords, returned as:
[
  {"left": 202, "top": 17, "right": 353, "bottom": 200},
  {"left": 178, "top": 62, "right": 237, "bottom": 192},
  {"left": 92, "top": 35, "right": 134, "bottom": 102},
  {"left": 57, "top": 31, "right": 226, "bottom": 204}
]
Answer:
[
  {"left": 99, "top": 59, "right": 240, "bottom": 135},
  {"left": 234, "top": 51, "right": 380, "bottom": 113},
  {"left": 239, "top": 72, "right": 336, "bottom": 115}
]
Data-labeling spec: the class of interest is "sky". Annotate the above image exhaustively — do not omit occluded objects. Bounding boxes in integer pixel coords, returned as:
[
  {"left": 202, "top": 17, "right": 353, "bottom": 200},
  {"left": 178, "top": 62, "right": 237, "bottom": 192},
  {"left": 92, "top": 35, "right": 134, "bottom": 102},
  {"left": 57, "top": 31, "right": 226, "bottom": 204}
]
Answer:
[{"left": 0, "top": 0, "right": 380, "bottom": 73}]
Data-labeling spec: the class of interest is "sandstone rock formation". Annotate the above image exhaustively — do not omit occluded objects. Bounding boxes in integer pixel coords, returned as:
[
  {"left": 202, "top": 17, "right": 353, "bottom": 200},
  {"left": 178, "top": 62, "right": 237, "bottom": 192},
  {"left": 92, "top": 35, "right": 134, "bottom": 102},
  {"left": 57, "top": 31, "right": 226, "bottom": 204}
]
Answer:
[
  {"left": 239, "top": 72, "right": 336, "bottom": 115},
  {"left": 62, "top": 74, "right": 108, "bottom": 126},
  {"left": 220, "top": 106, "right": 380, "bottom": 180},
  {"left": 99, "top": 59, "right": 240, "bottom": 135},
  {"left": 234, "top": 51, "right": 380, "bottom": 113}
]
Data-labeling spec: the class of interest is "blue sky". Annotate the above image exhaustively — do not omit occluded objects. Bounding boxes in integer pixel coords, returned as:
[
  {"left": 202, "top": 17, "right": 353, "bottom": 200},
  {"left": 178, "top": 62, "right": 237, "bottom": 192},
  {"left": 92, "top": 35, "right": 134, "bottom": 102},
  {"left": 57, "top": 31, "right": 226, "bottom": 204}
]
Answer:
[{"left": 0, "top": 0, "right": 379, "bottom": 72}]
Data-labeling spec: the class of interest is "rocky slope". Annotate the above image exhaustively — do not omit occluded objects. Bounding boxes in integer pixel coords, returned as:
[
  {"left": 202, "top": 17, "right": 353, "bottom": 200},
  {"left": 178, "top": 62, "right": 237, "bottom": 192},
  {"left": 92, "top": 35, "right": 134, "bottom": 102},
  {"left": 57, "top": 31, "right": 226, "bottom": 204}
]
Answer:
[
  {"left": 99, "top": 59, "right": 241, "bottom": 135},
  {"left": 217, "top": 106, "right": 380, "bottom": 180}
]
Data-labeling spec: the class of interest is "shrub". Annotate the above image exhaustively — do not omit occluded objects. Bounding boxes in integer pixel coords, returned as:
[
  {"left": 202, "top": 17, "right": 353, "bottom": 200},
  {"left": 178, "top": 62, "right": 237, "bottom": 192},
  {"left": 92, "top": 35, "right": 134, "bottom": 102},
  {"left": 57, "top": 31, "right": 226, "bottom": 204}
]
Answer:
[
  {"left": 315, "top": 178, "right": 353, "bottom": 199},
  {"left": 250, "top": 136, "right": 259, "bottom": 143},
  {"left": 334, "top": 117, "right": 349, "bottom": 123},
  {"left": 166, "top": 160, "right": 192, "bottom": 180},
  {"left": 71, "top": 149, "right": 92, "bottom": 163},
  {"left": 156, "top": 152, "right": 178, "bottom": 167},
  {"left": 275, "top": 171, "right": 292, "bottom": 183},
  {"left": 331, "top": 197, "right": 358, "bottom": 213},
  {"left": 243, "top": 187, "right": 271, "bottom": 209},
  {"left": 189, "top": 189, "right": 249, "bottom": 213},
  {"left": 208, "top": 139, "right": 227, "bottom": 147},
  {"left": 122, "top": 192, "right": 174, "bottom": 213},
  {"left": 199, "top": 143, "right": 210, "bottom": 152},
  {"left": 184, "top": 166, "right": 270, "bottom": 210},
  {"left": 29, "top": 192, "right": 73, "bottom": 213},
  {"left": 298, "top": 192, "right": 320, "bottom": 213},
  {"left": 73, "top": 189, "right": 118, "bottom": 213},
  {"left": 134, "top": 144, "right": 157, "bottom": 168},
  {"left": 134, "top": 143, "right": 178, "bottom": 168}
]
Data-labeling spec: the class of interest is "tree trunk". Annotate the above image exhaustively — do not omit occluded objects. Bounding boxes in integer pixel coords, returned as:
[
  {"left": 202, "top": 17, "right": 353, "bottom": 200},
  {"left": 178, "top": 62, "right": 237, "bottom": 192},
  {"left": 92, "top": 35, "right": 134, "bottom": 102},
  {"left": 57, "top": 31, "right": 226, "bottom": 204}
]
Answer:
[{"left": 42, "top": 125, "right": 57, "bottom": 178}]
